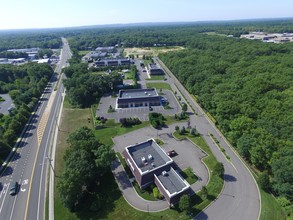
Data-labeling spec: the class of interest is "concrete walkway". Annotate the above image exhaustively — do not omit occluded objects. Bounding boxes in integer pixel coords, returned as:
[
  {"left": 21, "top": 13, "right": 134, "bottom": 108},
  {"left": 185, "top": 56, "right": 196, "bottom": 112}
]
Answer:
[{"left": 111, "top": 158, "right": 169, "bottom": 212}]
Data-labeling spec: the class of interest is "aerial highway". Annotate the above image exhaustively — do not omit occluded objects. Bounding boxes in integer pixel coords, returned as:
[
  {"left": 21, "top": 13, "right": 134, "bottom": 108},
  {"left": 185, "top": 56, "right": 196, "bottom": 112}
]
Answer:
[
  {"left": 155, "top": 57, "right": 260, "bottom": 220},
  {"left": 0, "top": 38, "right": 71, "bottom": 220}
]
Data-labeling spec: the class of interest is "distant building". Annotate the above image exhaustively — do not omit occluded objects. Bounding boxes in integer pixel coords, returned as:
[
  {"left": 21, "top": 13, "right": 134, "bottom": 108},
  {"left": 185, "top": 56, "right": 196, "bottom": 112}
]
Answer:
[
  {"left": 94, "top": 58, "right": 131, "bottom": 67},
  {"left": 122, "top": 139, "right": 190, "bottom": 205},
  {"left": 148, "top": 63, "right": 165, "bottom": 75},
  {"left": 116, "top": 88, "right": 161, "bottom": 109},
  {"left": 95, "top": 46, "right": 115, "bottom": 53},
  {"left": 7, "top": 48, "right": 39, "bottom": 53}
]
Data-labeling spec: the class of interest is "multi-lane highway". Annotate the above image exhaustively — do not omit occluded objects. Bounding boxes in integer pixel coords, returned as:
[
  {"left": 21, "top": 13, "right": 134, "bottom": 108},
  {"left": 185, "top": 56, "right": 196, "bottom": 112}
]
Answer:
[
  {"left": 0, "top": 38, "right": 71, "bottom": 220},
  {"left": 155, "top": 57, "right": 260, "bottom": 220}
]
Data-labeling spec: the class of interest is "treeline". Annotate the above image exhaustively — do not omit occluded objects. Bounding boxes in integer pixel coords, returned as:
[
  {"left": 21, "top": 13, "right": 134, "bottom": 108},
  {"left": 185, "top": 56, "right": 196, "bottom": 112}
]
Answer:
[
  {"left": 63, "top": 63, "right": 123, "bottom": 107},
  {"left": 66, "top": 18, "right": 293, "bottom": 50},
  {"left": 159, "top": 35, "right": 293, "bottom": 201},
  {"left": 57, "top": 126, "right": 115, "bottom": 211},
  {"left": 0, "top": 32, "right": 62, "bottom": 51},
  {"left": 0, "top": 63, "right": 54, "bottom": 163}
]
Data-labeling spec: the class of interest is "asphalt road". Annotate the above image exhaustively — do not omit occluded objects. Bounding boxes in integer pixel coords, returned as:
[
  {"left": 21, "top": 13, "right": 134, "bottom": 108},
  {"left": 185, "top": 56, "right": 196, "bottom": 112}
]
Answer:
[
  {"left": 0, "top": 38, "right": 71, "bottom": 220},
  {"left": 154, "top": 57, "right": 260, "bottom": 220}
]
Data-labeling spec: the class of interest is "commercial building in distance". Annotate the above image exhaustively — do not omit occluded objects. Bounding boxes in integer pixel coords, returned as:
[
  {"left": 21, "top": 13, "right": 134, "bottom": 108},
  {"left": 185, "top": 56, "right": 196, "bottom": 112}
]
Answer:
[
  {"left": 94, "top": 58, "right": 131, "bottom": 67},
  {"left": 95, "top": 46, "right": 115, "bottom": 53},
  {"left": 148, "top": 63, "right": 165, "bottom": 75},
  {"left": 122, "top": 139, "right": 190, "bottom": 205},
  {"left": 116, "top": 88, "right": 161, "bottom": 109}
]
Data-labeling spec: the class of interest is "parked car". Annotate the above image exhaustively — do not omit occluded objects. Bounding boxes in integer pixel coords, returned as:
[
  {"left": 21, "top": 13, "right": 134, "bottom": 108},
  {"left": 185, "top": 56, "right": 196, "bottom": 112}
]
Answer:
[{"left": 167, "top": 150, "right": 177, "bottom": 157}]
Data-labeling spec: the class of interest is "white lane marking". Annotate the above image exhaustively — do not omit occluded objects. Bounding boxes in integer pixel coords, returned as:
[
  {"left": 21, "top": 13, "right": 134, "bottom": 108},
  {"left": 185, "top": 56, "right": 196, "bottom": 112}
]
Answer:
[
  {"left": 22, "top": 179, "right": 29, "bottom": 185},
  {"left": 0, "top": 183, "right": 10, "bottom": 214}
]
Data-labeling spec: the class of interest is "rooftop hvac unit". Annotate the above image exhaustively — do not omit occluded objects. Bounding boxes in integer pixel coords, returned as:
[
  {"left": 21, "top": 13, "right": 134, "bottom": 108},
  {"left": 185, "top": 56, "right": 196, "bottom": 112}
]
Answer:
[
  {"left": 148, "top": 154, "right": 153, "bottom": 160},
  {"left": 141, "top": 157, "right": 146, "bottom": 163},
  {"left": 162, "top": 171, "right": 167, "bottom": 176}
]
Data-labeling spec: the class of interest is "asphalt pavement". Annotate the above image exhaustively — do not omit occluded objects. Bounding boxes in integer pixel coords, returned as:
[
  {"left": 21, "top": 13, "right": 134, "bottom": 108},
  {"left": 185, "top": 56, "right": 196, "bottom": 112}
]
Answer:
[
  {"left": 0, "top": 38, "right": 71, "bottom": 220},
  {"left": 154, "top": 57, "right": 260, "bottom": 220}
]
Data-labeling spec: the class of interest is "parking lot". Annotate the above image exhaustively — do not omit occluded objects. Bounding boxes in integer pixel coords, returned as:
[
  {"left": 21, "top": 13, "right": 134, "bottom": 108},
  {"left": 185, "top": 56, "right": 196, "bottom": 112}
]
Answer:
[
  {"left": 96, "top": 89, "right": 181, "bottom": 122},
  {"left": 113, "top": 124, "right": 209, "bottom": 192},
  {"left": 0, "top": 94, "right": 15, "bottom": 115}
]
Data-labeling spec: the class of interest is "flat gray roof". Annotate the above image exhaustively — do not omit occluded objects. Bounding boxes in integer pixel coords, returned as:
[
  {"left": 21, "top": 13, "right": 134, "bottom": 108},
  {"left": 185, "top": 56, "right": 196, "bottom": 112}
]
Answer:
[
  {"left": 119, "top": 88, "right": 158, "bottom": 99},
  {"left": 149, "top": 63, "right": 161, "bottom": 69},
  {"left": 127, "top": 139, "right": 172, "bottom": 173},
  {"left": 156, "top": 168, "right": 189, "bottom": 195}
]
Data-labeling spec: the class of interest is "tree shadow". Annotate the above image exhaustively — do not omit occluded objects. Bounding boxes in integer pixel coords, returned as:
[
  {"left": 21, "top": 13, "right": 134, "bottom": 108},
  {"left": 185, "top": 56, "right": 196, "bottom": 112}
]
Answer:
[
  {"left": 75, "top": 171, "right": 122, "bottom": 219},
  {"left": 26, "top": 125, "right": 36, "bottom": 131},
  {"left": 11, "top": 152, "right": 21, "bottom": 162},
  {"left": 18, "top": 141, "right": 28, "bottom": 148},
  {"left": 223, "top": 174, "right": 237, "bottom": 182},
  {"left": 194, "top": 211, "right": 209, "bottom": 220},
  {"left": 24, "top": 132, "right": 33, "bottom": 138},
  {"left": 2, "top": 166, "right": 13, "bottom": 177}
]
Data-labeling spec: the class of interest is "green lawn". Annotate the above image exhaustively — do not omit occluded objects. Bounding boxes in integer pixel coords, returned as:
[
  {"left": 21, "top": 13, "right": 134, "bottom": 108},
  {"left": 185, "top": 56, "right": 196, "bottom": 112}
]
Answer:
[
  {"left": 133, "top": 182, "right": 158, "bottom": 201},
  {"left": 181, "top": 167, "right": 198, "bottom": 185},
  {"left": 259, "top": 188, "right": 286, "bottom": 220},
  {"left": 155, "top": 138, "right": 164, "bottom": 146},
  {"left": 172, "top": 133, "right": 224, "bottom": 216},
  {"left": 54, "top": 106, "right": 190, "bottom": 220},
  {"left": 54, "top": 107, "right": 94, "bottom": 220},
  {"left": 95, "top": 121, "right": 150, "bottom": 146},
  {"left": 146, "top": 75, "right": 165, "bottom": 80},
  {"left": 54, "top": 104, "right": 223, "bottom": 220},
  {"left": 146, "top": 82, "right": 172, "bottom": 90},
  {"left": 78, "top": 50, "right": 90, "bottom": 56}
]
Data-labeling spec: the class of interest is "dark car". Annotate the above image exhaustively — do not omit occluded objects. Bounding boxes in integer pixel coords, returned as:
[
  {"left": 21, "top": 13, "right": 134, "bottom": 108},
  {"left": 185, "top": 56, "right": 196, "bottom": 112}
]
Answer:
[
  {"left": 167, "top": 150, "right": 177, "bottom": 157},
  {"left": 10, "top": 182, "right": 18, "bottom": 196}
]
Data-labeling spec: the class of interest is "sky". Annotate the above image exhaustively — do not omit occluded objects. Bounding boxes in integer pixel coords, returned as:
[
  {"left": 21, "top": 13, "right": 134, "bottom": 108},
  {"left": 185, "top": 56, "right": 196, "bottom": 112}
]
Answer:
[{"left": 0, "top": 0, "right": 292, "bottom": 30}]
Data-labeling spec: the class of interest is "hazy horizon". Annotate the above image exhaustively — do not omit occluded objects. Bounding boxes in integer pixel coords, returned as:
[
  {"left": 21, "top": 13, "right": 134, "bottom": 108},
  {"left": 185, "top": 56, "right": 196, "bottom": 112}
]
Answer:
[{"left": 1, "top": 0, "right": 293, "bottom": 30}]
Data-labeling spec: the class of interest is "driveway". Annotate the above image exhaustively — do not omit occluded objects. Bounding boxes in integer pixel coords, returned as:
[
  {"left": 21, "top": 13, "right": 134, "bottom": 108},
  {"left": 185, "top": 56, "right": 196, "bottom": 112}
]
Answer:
[
  {"left": 111, "top": 158, "right": 169, "bottom": 212},
  {"left": 97, "top": 90, "right": 181, "bottom": 122},
  {"left": 112, "top": 124, "right": 210, "bottom": 210}
]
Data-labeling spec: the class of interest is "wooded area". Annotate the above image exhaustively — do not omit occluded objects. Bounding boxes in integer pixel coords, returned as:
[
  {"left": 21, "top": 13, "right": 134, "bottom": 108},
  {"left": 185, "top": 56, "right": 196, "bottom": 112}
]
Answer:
[
  {"left": 159, "top": 34, "right": 293, "bottom": 201},
  {"left": 0, "top": 63, "right": 53, "bottom": 163}
]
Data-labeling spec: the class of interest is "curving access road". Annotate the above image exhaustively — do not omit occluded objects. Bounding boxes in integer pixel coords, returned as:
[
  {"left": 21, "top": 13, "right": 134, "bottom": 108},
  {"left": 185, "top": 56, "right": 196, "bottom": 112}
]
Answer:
[{"left": 155, "top": 57, "right": 260, "bottom": 220}]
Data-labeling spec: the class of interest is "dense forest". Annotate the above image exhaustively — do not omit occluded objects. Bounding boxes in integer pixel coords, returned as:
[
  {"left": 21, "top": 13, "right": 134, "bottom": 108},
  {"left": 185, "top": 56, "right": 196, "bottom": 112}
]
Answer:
[
  {"left": 0, "top": 63, "right": 53, "bottom": 163},
  {"left": 0, "top": 31, "right": 62, "bottom": 51},
  {"left": 159, "top": 34, "right": 293, "bottom": 202},
  {"left": 66, "top": 18, "right": 293, "bottom": 50}
]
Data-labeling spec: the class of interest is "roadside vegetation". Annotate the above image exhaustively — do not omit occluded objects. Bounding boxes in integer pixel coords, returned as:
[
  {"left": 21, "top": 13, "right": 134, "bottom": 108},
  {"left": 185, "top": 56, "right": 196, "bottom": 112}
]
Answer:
[
  {"left": 52, "top": 19, "right": 293, "bottom": 219},
  {"left": 0, "top": 63, "right": 54, "bottom": 164}
]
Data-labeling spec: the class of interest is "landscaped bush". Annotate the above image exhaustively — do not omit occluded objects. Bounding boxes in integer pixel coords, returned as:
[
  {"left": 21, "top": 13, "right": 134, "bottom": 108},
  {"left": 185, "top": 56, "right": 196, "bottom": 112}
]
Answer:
[
  {"left": 149, "top": 112, "right": 165, "bottom": 129},
  {"left": 119, "top": 117, "right": 141, "bottom": 127}
]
